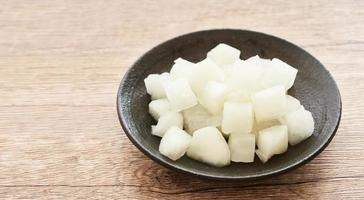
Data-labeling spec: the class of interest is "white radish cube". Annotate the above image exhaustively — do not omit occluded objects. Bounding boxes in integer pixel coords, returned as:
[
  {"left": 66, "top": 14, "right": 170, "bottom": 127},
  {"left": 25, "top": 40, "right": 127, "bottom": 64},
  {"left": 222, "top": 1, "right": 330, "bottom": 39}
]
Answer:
[
  {"left": 280, "top": 107, "right": 314, "bottom": 145},
  {"left": 190, "top": 58, "right": 225, "bottom": 96},
  {"left": 159, "top": 127, "right": 192, "bottom": 161},
  {"left": 228, "top": 133, "right": 255, "bottom": 163},
  {"left": 253, "top": 119, "right": 281, "bottom": 134},
  {"left": 252, "top": 85, "right": 286, "bottom": 122},
  {"left": 152, "top": 112, "right": 183, "bottom": 137},
  {"left": 260, "top": 57, "right": 272, "bottom": 68},
  {"left": 149, "top": 99, "right": 171, "bottom": 120},
  {"left": 222, "top": 102, "right": 254, "bottom": 135},
  {"left": 226, "top": 90, "right": 251, "bottom": 103},
  {"left": 257, "top": 125, "right": 288, "bottom": 161},
  {"left": 199, "top": 81, "right": 229, "bottom": 114},
  {"left": 144, "top": 72, "right": 171, "bottom": 100},
  {"left": 225, "top": 58, "right": 264, "bottom": 94},
  {"left": 285, "top": 95, "right": 301, "bottom": 114},
  {"left": 207, "top": 43, "right": 241, "bottom": 67},
  {"left": 252, "top": 119, "right": 281, "bottom": 143},
  {"left": 170, "top": 58, "right": 195, "bottom": 82},
  {"left": 260, "top": 58, "right": 298, "bottom": 90},
  {"left": 255, "top": 149, "right": 270, "bottom": 163},
  {"left": 163, "top": 79, "right": 197, "bottom": 111},
  {"left": 187, "top": 127, "right": 230, "bottom": 167},
  {"left": 182, "top": 104, "right": 222, "bottom": 134}
]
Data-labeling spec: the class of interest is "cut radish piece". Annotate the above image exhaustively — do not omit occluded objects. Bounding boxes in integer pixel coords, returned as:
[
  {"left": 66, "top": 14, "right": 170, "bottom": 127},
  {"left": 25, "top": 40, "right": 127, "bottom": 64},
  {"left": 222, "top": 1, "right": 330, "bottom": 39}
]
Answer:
[
  {"left": 252, "top": 85, "right": 286, "bottom": 122},
  {"left": 182, "top": 104, "right": 221, "bottom": 134},
  {"left": 260, "top": 58, "right": 297, "bottom": 90},
  {"left": 226, "top": 58, "right": 264, "bottom": 94},
  {"left": 148, "top": 99, "right": 171, "bottom": 120},
  {"left": 280, "top": 107, "right": 314, "bottom": 145},
  {"left": 207, "top": 43, "right": 240, "bottom": 67},
  {"left": 228, "top": 133, "right": 255, "bottom": 163},
  {"left": 190, "top": 58, "right": 225, "bottom": 96},
  {"left": 152, "top": 112, "right": 183, "bottom": 137},
  {"left": 187, "top": 127, "right": 230, "bottom": 167},
  {"left": 199, "top": 81, "right": 229, "bottom": 114},
  {"left": 159, "top": 127, "right": 191, "bottom": 161},
  {"left": 144, "top": 72, "right": 171, "bottom": 100},
  {"left": 170, "top": 58, "right": 195, "bottom": 82},
  {"left": 256, "top": 125, "right": 288, "bottom": 162},
  {"left": 222, "top": 102, "right": 254, "bottom": 135},
  {"left": 163, "top": 79, "right": 197, "bottom": 111}
]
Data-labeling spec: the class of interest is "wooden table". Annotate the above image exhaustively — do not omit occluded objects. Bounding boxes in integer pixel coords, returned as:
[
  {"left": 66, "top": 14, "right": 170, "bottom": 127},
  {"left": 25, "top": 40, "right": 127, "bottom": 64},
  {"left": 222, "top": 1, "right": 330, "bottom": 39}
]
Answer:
[{"left": 0, "top": 1, "right": 363, "bottom": 199}]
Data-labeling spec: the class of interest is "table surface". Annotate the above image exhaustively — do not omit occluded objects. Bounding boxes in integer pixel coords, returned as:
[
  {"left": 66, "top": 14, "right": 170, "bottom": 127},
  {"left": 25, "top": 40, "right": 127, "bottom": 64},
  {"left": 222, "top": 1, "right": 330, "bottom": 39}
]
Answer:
[{"left": 0, "top": 0, "right": 363, "bottom": 199}]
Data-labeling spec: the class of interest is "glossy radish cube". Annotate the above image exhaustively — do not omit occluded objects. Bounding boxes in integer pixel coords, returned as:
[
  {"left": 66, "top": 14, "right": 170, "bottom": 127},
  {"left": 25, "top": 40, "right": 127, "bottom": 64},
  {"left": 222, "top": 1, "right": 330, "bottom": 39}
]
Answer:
[
  {"left": 285, "top": 95, "right": 301, "bottom": 113},
  {"left": 260, "top": 58, "right": 298, "bottom": 90},
  {"left": 199, "top": 81, "right": 229, "bottom": 114},
  {"left": 144, "top": 72, "right": 171, "bottom": 100},
  {"left": 148, "top": 99, "right": 171, "bottom": 120},
  {"left": 190, "top": 58, "right": 225, "bottom": 96},
  {"left": 222, "top": 102, "right": 254, "bottom": 135},
  {"left": 182, "top": 104, "right": 222, "bottom": 134},
  {"left": 228, "top": 133, "right": 255, "bottom": 163},
  {"left": 225, "top": 58, "right": 264, "bottom": 94},
  {"left": 252, "top": 119, "right": 281, "bottom": 143},
  {"left": 226, "top": 90, "right": 251, "bottom": 103},
  {"left": 257, "top": 125, "right": 288, "bottom": 162},
  {"left": 170, "top": 58, "right": 195, "bottom": 82},
  {"left": 159, "top": 126, "right": 191, "bottom": 161},
  {"left": 280, "top": 107, "right": 314, "bottom": 145},
  {"left": 252, "top": 85, "right": 286, "bottom": 122},
  {"left": 151, "top": 112, "right": 183, "bottom": 137},
  {"left": 187, "top": 127, "right": 230, "bottom": 167},
  {"left": 255, "top": 149, "right": 270, "bottom": 163},
  {"left": 207, "top": 43, "right": 241, "bottom": 67},
  {"left": 163, "top": 79, "right": 197, "bottom": 111}
]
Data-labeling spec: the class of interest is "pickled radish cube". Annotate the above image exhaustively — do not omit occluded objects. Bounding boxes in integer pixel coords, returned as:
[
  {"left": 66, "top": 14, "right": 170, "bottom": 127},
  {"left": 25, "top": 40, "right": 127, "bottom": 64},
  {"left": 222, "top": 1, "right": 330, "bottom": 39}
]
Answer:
[
  {"left": 151, "top": 112, "right": 183, "bottom": 137},
  {"left": 187, "top": 127, "right": 230, "bottom": 167},
  {"left": 252, "top": 119, "right": 281, "bottom": 143},
  {"left": 285, "top": 95, "right": 301, "bottom": 113},
  {"left": 228, "top": 133, "right": 255, "bottom": 163},
  {"left": 163, "top": 79, "right": 197, "bottom": 111},
  {"left": 226, "top": 90, "right": 251, "bottom": 103},
  {"left": 245, "top": 55, "right": 269, "bottom": 70},
  {"left": 260, "top": 58, "right": 298, "bottom": 90},
  {"left": 259, "top": 57, "right": 272, "bottom": 68},
  {"left": 222, "top": 102, "right": 254, "bottom": 135},
  {"left": 257, "top": 125, "right": 288, "bottom": 160},
  {"left": 226, "top": 58, "right": 264, "bottom": 94},
  {"left": 170, "top": 58, "right": 195, "bottom": 81},
  {"left": 255, "top": 149, "right": 270, "bottom": 163},
  {"left": 144, "top": 72, "right": 171, "bottom": 100},
  {"left": 207, "top": 43, "right": 241, "bottom": 67},
  {"left": 245, "top": 55, "right": 272, "bottom": 69},
  {"left": 182, "top": 104, "right": 222, "bottom": 134},
  {"left": 199, "top": 81, "right": 229, "bottom": 114},
  {"left": 190, "top": 58, "right": 225, "bottom": 96},
  {"left": 159, "top": 127, "right": 192, "bottom": 161},
  {"left": 252, "top": 85, "right": 286, "bottom": 122},
  {"left": 280, "top": 107, "right": 314, "bottom": 145},
  {"left": 149, "top": 99, "right": 171, "bottom": 120},
  {"left": 253, "top": 119, "right": 281, "bottom": 134}
]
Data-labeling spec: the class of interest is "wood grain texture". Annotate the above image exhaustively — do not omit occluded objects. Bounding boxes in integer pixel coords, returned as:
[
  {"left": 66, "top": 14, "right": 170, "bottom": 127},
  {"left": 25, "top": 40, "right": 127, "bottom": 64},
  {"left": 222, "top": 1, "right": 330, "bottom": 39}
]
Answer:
[{"left": 0, "top": 0, "right": 363, "bottom": 199}]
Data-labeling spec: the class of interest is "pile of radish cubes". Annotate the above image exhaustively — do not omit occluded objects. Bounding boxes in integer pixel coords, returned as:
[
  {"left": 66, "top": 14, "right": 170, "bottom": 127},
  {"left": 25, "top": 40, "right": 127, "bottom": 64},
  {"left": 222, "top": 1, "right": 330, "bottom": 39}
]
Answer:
[{"left": 144, "top": 43, "right": 314, "bottom": 167}]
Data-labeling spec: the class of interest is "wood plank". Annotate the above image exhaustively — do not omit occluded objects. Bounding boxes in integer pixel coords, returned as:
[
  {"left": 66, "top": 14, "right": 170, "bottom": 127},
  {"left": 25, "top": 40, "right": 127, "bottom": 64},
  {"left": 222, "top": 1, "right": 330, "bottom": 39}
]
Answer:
[{"left": 0, "top": 177, "right": 362, "bottom": 200}]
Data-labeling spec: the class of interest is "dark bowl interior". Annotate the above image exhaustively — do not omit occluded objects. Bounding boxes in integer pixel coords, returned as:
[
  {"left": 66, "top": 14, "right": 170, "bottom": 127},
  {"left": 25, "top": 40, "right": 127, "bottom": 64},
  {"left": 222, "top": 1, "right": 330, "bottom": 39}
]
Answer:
[{"left": 117, "top": 29, "right": 341, "bottom": 180}]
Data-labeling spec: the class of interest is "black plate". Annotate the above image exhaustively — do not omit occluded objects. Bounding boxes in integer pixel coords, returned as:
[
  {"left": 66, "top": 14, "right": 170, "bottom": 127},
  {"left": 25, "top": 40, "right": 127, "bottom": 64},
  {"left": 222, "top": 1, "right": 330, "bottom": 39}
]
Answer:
[{"left": 117, "top": 29, "right": 341, "bottom": 180}]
